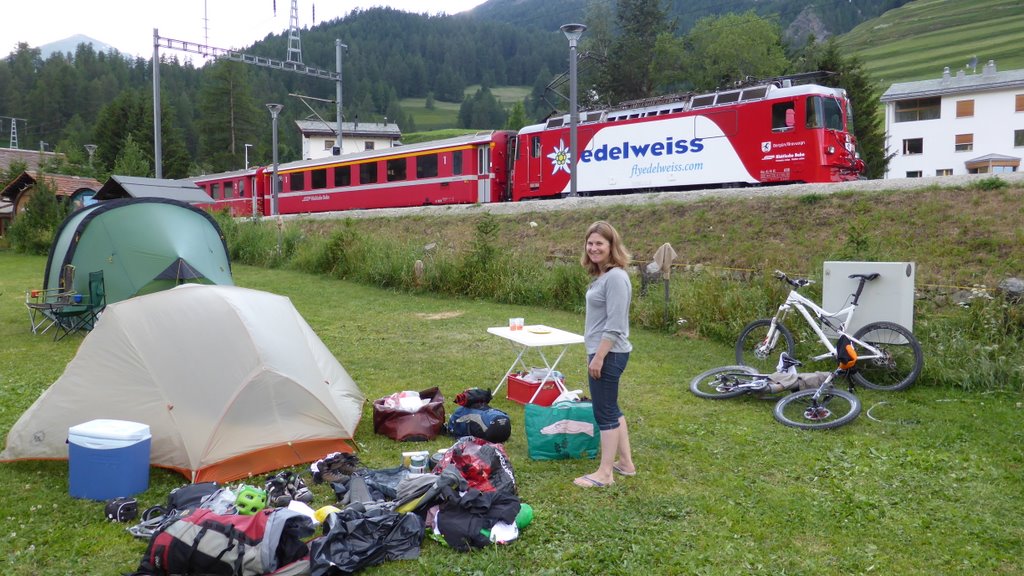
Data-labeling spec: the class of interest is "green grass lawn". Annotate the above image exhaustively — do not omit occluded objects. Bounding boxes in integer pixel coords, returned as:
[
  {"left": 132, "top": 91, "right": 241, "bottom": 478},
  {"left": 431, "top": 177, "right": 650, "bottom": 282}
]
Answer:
[{"left": 1, "top": 253, "right": 1022, "bottom": 575}]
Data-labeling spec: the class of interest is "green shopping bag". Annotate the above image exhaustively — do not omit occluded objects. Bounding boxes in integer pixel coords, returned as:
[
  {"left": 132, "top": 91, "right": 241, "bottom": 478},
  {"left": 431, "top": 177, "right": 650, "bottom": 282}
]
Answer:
[{"left": 524, "top": 400, "right": 599, "bottom": 460}]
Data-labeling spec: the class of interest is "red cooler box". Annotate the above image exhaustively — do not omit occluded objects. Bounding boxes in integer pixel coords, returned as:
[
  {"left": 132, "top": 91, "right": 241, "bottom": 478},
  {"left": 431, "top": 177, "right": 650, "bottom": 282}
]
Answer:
[{"left": 506, "top": 373, "right": 562, "bottom": 406}]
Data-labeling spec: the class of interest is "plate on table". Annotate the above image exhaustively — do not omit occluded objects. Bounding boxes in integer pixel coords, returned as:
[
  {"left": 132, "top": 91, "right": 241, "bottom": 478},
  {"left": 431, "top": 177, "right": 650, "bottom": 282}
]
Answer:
[{"left": 527, "top": 326, "right": 551, "bottom": 334}]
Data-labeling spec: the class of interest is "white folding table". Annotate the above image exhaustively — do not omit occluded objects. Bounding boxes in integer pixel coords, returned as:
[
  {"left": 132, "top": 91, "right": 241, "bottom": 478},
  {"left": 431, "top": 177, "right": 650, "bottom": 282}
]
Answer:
[{"left": 487, "top": 324, "right": 584, "bottom": 404}]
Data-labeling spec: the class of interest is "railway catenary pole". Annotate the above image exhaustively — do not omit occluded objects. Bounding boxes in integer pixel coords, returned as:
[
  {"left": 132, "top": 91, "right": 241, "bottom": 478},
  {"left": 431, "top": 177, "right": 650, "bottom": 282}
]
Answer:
[
  {"left": 153, "top": 29, "right": 163, "bottom": 178},
  {"left": 336, "top": 41, "right": 347, "bottom": 155}
]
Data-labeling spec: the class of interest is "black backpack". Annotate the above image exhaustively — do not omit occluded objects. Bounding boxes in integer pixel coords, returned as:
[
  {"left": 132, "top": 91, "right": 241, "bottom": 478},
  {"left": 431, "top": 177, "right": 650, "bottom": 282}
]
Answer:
[
  {"left": 447, "top": 406, "right": 512, "bottom": 443},
  {"left": 133, "top": 508, "right": 312, "bottom": 576}
]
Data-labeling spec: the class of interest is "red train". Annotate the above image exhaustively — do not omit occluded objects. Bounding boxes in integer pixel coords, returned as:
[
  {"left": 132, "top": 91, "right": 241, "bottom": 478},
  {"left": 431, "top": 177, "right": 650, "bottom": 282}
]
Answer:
[{"left": 190, "top": 77, "right": 864, "bottom": 217}]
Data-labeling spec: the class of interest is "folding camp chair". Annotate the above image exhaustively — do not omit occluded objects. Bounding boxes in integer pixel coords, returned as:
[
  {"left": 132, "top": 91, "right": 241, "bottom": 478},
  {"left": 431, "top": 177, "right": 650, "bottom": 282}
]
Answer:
[
  {"left": 25, "top": 264, "right": 77, "bottom": 336},
  {"left": 53, "top": 271, "right": 106, "bottom": 341}
]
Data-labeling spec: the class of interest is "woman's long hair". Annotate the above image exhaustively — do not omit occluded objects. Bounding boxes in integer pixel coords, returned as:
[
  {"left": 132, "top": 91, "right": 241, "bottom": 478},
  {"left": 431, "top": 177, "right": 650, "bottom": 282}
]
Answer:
[{"left": 580, "top": 220, "right": 631, "bottom": 276}]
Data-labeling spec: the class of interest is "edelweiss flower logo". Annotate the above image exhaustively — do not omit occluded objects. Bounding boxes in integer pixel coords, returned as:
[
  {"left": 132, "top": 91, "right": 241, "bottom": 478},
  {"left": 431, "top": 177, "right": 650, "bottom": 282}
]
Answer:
[{"left": 547, "top": 139, "right": 571, "bottom": 175}]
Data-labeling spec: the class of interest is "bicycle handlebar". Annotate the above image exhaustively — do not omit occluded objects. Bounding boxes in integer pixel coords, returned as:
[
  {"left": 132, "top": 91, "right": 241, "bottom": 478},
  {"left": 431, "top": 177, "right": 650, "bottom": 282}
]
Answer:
[{"left": 773, "top": 270, "right": 813, "bottom": 289}]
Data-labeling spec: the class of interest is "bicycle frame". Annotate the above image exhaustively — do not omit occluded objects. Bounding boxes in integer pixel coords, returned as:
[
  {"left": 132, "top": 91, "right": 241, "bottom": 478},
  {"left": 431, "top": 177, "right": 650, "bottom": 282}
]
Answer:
[{"left": 766, "top": 288, "right": 888, "bottom": 364}]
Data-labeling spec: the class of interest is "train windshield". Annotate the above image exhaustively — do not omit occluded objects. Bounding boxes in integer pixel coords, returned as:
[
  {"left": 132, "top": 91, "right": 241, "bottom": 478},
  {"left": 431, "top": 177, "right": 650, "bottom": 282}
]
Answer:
[{"left": 806, "top": 96, "right": 845, "bottom": 131}]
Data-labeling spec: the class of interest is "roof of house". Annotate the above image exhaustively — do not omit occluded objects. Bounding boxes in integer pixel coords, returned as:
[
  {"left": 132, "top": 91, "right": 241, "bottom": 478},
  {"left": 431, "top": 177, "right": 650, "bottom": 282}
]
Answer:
[
  {"left": 0, "top": 171, "right": 102, "bottom": 201},
  {"left": 0, "top": 148, "right": 65, "bottom": 174},
  {"left": 881, "top": 60, "right": 1024, "bottom": 101},
  {"left": 94, "top": 175, "right": 211, "bottom": 203},
  {"left": 294, "top": 120, "right": 402, "bottom": 138}
]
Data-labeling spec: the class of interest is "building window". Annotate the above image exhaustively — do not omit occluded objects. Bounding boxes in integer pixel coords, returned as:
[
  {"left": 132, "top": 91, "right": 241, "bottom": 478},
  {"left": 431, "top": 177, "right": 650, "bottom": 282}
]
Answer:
[
  {"left": 323, "top": 140, "right": 334, "bottom": 150},
  {"left": 902, "top": 138, "right": 923, "bottom": 155},
  {"left": 955, "top": 133, "right": 973, "bottom": 152},
  {"left": 364, "top": 141, "right": 375, "bottom": 151},
  {"left": 1015, "top": 129, "right": 1024, "bottom": 147},
  {"left": 955, "top": 100, "right": 974, "bottom": 118},
  {"left": 936, "top": 169, "right": 953, "bottom": 176},
  {"left": 906, "top": 171, "right": 923, "bottom": 178},
  {"left": 895, "top": 97, "right": 941, "bottom": 122},
  {"left": 1016, "top": 94, "right": 1024, "bottom": 112}
]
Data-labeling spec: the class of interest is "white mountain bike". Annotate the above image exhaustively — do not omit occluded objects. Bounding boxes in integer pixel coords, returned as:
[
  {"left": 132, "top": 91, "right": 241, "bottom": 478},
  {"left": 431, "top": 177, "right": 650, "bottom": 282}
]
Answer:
[{"left": 735, "top": 270, "right": 924, "bottom": 392}]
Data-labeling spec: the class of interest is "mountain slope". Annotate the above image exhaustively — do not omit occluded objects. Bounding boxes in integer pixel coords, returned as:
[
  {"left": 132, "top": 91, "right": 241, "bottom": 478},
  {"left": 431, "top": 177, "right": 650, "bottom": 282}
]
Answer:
[{"left": 836, "top": 0, "right": 1024, "bottom": 83}]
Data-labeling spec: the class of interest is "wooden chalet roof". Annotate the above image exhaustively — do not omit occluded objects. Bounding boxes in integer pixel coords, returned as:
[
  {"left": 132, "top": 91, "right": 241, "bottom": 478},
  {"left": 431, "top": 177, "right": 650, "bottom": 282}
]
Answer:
[{"left": 0, "top": 171, "right": 102, "bottom": 202}]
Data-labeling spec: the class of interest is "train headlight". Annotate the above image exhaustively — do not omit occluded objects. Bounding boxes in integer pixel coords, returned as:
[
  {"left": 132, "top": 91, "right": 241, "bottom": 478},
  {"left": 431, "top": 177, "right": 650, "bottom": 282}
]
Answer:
[{"left": 826, "top": 145, "right": 836, "bottom": 154}]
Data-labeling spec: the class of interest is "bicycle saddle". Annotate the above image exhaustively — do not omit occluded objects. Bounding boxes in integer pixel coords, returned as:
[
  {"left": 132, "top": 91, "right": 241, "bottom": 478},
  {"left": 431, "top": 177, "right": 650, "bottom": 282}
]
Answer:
[{"left": 777, "top": 352, "right": 803, "bottom": 373}]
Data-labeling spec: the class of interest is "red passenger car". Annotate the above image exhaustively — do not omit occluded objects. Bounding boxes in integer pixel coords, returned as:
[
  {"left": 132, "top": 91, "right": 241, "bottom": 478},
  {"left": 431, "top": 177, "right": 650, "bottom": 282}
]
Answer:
[{"left": 188, "top": 75, "right": 863, "bottom": 217}]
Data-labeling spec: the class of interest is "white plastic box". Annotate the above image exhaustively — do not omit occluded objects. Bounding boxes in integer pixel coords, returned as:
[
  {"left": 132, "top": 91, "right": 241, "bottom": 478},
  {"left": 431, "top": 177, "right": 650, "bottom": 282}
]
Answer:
[
  {"left": 68, "top": 419, "right": 151, "bottom": 500},
  {"left": 822, "top": 261, "right": 915, "bottom": 335}
]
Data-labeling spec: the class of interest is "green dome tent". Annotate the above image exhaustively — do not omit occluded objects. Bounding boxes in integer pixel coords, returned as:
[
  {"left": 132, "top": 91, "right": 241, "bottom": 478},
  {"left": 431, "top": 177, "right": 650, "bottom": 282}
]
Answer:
[{"left": 42, "top": 197, "right": 233, "bottom": 307}]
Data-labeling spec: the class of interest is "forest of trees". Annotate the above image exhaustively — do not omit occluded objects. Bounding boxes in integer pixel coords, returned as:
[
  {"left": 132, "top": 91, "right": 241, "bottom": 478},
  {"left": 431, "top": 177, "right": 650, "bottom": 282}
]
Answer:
[{"left": 0, "top": 1, "right": 889, "bottom": 183}]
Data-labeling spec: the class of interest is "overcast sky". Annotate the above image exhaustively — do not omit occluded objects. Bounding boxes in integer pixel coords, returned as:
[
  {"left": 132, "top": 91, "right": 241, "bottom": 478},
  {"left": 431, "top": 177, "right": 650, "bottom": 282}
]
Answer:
[{"left": 11, "top": 0, "right": 488, "bottom": 58}]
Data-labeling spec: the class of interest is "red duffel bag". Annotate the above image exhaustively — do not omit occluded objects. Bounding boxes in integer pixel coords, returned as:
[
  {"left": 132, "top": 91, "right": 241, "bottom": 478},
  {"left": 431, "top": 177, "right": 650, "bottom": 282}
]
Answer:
[{"left": 372, "top": 387, "right": 446, "bottom": 442}]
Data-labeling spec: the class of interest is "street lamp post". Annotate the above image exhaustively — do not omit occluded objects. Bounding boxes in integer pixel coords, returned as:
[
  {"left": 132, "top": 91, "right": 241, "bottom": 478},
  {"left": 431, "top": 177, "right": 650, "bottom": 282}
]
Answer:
[
  {"left": 244, "top": 143, "right": 253, "bottom": 170},
  {"left": 266, "top": 104, "right": 284, "bottom": 216},
  {"left": 561, "top": 23, "right": 586, "bottom": 198}
]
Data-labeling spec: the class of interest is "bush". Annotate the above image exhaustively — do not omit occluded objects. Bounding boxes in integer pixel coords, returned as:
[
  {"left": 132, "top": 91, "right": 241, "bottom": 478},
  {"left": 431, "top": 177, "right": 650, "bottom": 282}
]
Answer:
[{"left": 7, "top": 180, "right": 69, "bottom": 255}]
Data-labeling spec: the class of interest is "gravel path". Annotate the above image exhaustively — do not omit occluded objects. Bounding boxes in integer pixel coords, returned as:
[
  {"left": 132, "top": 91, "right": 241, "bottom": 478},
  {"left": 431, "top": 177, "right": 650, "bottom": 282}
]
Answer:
[{"left": 282, "top": 172, "right": 1024, "bottom": 221}]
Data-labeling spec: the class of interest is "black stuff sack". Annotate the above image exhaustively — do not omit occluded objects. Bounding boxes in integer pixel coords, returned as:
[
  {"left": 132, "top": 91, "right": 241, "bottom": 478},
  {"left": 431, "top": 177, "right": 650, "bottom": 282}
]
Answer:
[{"left": 447, "top": 406, "right": 512, "bottom": 444}]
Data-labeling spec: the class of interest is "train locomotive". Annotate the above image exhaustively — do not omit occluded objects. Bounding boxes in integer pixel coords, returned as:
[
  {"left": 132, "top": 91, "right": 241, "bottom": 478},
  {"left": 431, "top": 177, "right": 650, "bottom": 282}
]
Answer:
[{"left": 190, "top": 75, "right": 864, "bottom": 217}]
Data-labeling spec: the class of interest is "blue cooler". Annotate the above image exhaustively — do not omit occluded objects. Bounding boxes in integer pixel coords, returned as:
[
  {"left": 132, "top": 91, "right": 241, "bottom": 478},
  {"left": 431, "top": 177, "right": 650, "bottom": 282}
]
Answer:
[{"left": 68, "top": 419, "right": 151, "bottom": 500}]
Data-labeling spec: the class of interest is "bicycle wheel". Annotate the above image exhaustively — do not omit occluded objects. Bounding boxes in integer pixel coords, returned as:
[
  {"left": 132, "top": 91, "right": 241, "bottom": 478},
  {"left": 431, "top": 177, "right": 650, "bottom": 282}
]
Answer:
[
  {"left": 851, "top": 321, "right": 924, "bottom": 392},
  {"left": 773, "top": 388, "right": 861, "bottom": 430},
  {"left": 689, "top": 365, "right": 759, "bottom": 399},
  {"left": 736, "top": 319, "right": 795, "bottom": 374}
]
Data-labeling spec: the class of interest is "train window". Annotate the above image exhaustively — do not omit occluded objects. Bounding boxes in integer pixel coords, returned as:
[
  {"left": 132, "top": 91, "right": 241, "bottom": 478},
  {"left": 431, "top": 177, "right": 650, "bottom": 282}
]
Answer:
[
  {"left": 692, "top": 94, "right": 715, "bottom": 108},
  {"left": 772, "top": 102, "right": 796, "bottom": 131},
  {"left": 223, "top": 181, "right": 234, "bottom": 199},
  {"left": 311, "top": 168, "right": 327, "bottom": 189},
  {"left": 334, "top": 166, "right": 351, "bottom": 187},
  {"left": 547, "top": 117, "right": 564, "bottom": 128},
  {"left": 453, "top": 151, "right": 464, "bottom": 175},
  {"left": 387, "top": 158, "right": 406, "bottom": 182},
  {"left": 585, "top": 112, "right": 603, "bottom": 122},
  {"left": 417, "top": 154, "right": 438, "bottom": 178},
  {"left": 360, "top": 162, "right": 378, "bottom": 184},
  {"left": 716, "top": 91, "right": 740, "bottom": 104},
  {"left": 741, "top": 86, "right": 768, "bottom": 100},
  {"left": 211, "top": 183, "right": 221, "bottom": 200},
  {"left": 531, "top": 136, "right": 541, "bottom": 158},
  {"left": 291, "top": 172, "right": 305, "bottom": 191}
]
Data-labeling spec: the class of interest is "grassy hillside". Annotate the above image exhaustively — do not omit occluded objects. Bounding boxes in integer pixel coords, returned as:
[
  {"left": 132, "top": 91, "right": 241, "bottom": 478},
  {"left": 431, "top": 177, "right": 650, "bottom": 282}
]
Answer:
[
  {"left": 837, "top": 0, "right": 1024, "bottom": 84},
  {"left": 401, "top": 85, "right": 531, "bottom": 131}
]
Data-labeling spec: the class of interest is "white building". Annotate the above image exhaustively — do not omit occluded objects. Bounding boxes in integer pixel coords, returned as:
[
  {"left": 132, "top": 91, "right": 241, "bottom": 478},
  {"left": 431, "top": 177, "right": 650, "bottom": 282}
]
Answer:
[
  {"left": 295, "top": 119, "right": 402, "bottom": 160},
  {"left": 881, "top": 60, "right": 1024, "bottom": 178}
]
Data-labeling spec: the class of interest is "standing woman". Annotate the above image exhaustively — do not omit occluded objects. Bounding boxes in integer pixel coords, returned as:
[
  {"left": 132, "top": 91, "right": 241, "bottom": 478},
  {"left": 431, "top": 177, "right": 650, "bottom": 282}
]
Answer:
[{"left": 574, "top": 221, "right": 636, "bottom": 488}]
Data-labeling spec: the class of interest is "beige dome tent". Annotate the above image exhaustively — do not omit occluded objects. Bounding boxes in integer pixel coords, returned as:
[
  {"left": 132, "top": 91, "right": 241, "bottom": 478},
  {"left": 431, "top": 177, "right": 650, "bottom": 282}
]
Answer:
[{"left": 2, "top": 284, "right": 365, "bottom": 483}]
